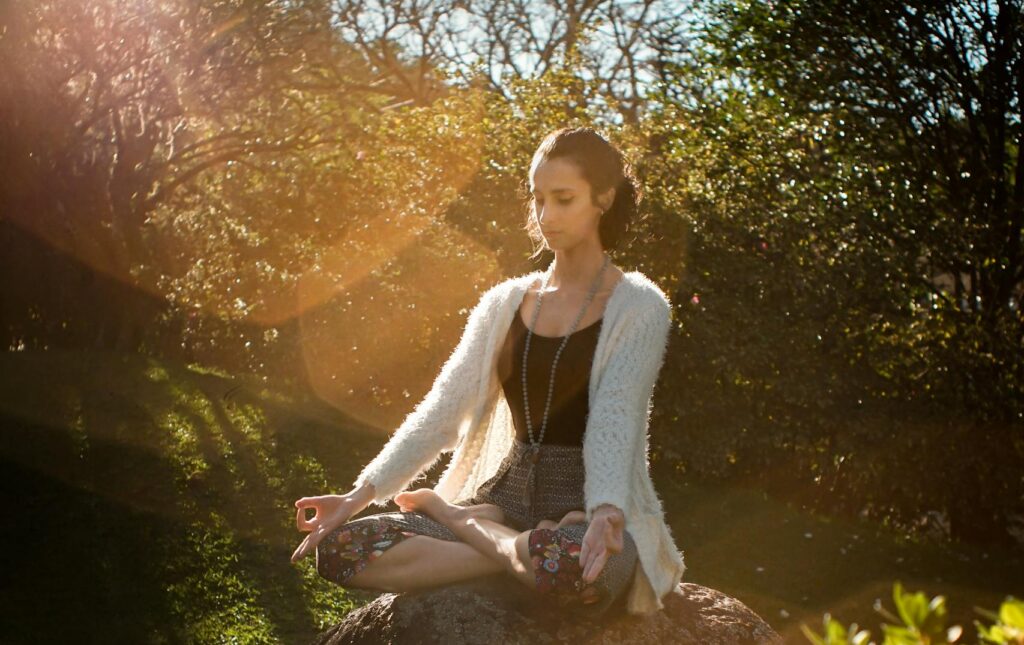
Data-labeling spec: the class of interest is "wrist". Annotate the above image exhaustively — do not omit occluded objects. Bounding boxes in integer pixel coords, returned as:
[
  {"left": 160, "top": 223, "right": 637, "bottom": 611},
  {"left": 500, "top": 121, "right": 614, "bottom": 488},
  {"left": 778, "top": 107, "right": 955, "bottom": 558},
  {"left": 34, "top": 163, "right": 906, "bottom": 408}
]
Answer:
[
  {"left": 592, "top": 503, "right": 624, "bottom": 519},
  {"left": 349, "top": 482, "right": 376, "bottom": 505}
]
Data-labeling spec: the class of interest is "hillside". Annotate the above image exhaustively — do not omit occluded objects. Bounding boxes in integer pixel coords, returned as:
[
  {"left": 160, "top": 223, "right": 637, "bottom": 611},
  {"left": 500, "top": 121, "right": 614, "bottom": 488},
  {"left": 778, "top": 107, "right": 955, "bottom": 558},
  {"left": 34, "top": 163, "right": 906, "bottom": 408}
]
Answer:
[{"left": 1, "top": 349, "right": 1020, "bottom": 643}]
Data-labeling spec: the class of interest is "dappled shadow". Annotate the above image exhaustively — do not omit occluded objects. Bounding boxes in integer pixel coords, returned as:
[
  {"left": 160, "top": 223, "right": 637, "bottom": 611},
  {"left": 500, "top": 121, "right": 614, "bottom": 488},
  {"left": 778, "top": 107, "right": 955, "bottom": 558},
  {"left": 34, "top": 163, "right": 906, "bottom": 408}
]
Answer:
[
  {"left": 2, "top": 348, "right": 1020, "bottom": 641},
  {"left": 0, "top": 348, "right": 384, "bottom": 642}
]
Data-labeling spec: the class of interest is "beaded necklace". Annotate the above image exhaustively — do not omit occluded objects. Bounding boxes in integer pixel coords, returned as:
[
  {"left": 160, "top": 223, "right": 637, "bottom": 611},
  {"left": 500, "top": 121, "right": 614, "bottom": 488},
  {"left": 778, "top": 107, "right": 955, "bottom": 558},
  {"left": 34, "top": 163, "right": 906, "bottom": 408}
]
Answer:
[{"left": 520, "top": 253, "right": 610, "bottom": 506}]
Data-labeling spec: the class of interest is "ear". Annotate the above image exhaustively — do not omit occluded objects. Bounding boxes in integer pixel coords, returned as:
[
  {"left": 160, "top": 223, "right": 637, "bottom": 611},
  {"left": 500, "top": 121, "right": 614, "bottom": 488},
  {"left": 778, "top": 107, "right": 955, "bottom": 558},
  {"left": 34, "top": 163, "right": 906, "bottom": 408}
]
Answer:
[{"left": 597, "top": 186, "right": 615, "bottom": 212}]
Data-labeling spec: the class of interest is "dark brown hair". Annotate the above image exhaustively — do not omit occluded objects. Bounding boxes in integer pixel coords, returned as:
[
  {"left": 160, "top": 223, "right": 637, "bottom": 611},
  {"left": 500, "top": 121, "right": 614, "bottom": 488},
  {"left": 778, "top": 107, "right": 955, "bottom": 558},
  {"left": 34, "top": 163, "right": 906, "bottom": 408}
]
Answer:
[{"left": 523, "top": 126, "right": 641, "bottom": 260}]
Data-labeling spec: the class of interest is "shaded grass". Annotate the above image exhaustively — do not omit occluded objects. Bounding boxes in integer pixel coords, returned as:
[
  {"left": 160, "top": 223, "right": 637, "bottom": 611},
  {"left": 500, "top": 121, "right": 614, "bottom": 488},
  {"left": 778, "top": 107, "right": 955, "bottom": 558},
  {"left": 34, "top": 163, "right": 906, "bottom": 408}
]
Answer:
[
  {"left": 0, "top": 348, "right": 381, "bottom": 644},
  {"left": 658, "top": 473, "right": 1024, "bottom": 642},
  {"left": 1, "top": 348, "right": 1020, "bottom": 643}
]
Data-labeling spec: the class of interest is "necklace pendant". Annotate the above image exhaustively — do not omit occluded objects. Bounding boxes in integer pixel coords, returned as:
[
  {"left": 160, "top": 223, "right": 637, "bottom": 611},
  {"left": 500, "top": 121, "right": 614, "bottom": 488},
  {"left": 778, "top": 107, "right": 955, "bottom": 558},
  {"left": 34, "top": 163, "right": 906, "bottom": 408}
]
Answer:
[
  {"left": 529, "top": 445, "right": 541, "bottom": 464},
  {"left": 523, "top": 460, "right": 536, "bottom": 507}
]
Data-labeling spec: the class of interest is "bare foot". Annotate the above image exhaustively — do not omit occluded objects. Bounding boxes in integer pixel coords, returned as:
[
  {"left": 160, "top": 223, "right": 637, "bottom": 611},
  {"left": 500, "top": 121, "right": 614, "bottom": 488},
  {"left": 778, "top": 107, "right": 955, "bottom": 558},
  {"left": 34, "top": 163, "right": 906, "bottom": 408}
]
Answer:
[
  {"left": 535, "top": 510, "right": 586, "bottom": 532},
  {"left": 461, "top": 503, "right": 506, "bottom": 525},
  {"left": 395, "top": 488, "right": 505, "bottom": 525},
  {"left": 395, "top": 488, "right": 448, "bottom": 518}
]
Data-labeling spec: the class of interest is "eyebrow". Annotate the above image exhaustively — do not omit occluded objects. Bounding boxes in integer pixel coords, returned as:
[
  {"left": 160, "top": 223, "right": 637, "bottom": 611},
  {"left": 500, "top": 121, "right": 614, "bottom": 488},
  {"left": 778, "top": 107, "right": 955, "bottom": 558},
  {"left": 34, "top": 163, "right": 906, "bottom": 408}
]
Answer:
[{"left": 530, "top": 188, "right": 575, "bottom": 195}]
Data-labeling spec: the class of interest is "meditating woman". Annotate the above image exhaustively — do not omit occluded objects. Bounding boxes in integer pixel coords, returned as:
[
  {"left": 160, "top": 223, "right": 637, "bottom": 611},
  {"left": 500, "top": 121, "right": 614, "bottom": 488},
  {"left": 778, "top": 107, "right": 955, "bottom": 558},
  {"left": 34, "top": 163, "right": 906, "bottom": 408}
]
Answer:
[{"left": 290, "top": 126, "right": 686, "bottom": 618}]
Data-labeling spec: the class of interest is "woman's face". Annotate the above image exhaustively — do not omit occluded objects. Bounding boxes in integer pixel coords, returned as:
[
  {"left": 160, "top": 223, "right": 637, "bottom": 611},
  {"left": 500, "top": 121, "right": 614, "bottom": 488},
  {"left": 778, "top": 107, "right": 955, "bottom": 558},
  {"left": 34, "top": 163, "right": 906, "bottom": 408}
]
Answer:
[{"left": 530, "top": 156, "right": 612, "bottom": 250}]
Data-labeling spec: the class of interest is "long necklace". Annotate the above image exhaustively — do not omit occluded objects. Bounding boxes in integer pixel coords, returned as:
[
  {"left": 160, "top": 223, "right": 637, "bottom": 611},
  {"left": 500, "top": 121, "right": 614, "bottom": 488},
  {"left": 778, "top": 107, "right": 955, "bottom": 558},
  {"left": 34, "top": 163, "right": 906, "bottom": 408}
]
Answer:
[{"left": 520, "top": 253, "right": 610, "bottom": 507}]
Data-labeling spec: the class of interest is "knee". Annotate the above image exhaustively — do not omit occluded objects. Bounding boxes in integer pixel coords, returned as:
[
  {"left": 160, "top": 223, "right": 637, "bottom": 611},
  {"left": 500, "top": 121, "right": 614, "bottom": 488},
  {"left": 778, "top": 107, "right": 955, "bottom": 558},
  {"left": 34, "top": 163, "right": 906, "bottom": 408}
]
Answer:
[
  {"left": 315, "top": 520, "right": 411, "bottom": 591},
  {"left": 315, "top": 529, "right": 353, "bottom": 586},
  {"left": 525, "top": 527, "right": 584, "bottom": 594}
]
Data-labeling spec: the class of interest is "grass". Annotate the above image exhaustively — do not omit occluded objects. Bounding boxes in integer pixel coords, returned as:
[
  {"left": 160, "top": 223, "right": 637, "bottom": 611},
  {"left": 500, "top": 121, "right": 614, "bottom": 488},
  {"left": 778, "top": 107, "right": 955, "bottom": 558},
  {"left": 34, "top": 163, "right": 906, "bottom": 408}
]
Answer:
[
  {"left": 0, "top": 348, "right": 379, "bottom": 643},
  {"left": 1, "top": 348, "right": 1020, "bottom": 643},
  {"left": 659, "top": 474, "right": 1024, "bottom": 643}
]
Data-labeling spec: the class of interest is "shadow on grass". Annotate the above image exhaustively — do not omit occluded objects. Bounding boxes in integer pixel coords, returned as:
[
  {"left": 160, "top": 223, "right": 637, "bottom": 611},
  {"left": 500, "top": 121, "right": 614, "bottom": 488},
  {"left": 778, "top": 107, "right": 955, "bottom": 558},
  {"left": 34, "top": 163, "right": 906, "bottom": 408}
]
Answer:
[
  {"left": 1, "top": 348, "right": 1021, "bottom": 644},
  {"left": 0, "top": 348, "right": 386, "bottom": 644}
]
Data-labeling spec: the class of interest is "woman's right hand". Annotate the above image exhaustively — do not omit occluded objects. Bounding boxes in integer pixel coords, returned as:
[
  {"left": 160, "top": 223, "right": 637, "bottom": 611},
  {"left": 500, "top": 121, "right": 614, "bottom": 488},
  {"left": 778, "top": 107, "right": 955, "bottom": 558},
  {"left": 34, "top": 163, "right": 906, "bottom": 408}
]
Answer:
[{"left": 291, "top": 487, "right": 372, "bottom": 564}]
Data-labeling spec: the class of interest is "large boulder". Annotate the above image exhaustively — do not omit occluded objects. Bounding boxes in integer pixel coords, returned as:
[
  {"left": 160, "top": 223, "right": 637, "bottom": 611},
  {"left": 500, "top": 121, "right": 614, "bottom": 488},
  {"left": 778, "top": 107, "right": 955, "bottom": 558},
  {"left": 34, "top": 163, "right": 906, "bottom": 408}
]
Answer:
[{"left": 313, "top": 576, "right": 783, "bottom": 644}]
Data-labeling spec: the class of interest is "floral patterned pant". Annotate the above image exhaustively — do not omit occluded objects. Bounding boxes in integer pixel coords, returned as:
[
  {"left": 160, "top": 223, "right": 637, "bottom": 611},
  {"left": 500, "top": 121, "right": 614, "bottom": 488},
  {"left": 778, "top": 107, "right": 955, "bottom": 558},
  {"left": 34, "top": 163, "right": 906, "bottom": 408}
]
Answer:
[
  {"left": 317, "top": 439, "right": 638, "bottom": 616},
  {"left": 316, "top": 518, "right": 419, "bottom": 586},
  {"left": 316, "top": 516, "right": 633, "bottom": 614}
]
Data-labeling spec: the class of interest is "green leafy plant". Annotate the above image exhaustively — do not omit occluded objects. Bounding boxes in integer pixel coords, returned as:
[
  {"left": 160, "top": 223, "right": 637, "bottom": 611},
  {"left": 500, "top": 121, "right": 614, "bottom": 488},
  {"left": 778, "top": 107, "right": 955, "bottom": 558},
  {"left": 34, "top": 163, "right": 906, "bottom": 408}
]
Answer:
[
  {"left": 800, "top": 614, "right": 872, "bottom": 645},
  {"left": 975, "top": 597, "right": 1024, "bottom": 644},
  {"left": 801, "top": 581, "right": 1023, "bottom": 644}
]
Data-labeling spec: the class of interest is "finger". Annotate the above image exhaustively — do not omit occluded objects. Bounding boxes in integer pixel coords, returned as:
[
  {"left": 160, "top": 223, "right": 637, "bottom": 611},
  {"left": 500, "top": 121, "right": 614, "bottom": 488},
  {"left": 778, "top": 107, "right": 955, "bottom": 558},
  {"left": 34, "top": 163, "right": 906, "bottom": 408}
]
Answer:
[
  {"left": 292, "top": 525, "right": 329, "bottom": 564},
  {"left": 582, "top": 549, "right": 608, "bottom": 584},
  {"left": 296, "top": 506, "right": 316, "bottom": 531},
  {"left": 606, "top": 529, "right": 623, "bottom": 554},
  {"left": 305, "top": 527, "right": 329, "bottom": 557},
  {"left": 290, "top": 536, "right": 309, "bottom": 563},
  {"left": 581, "top": 536, "right": 600, "bottom": 574},
  {"left": 599, "top": 519, "right": 623, "bottom": 553}
]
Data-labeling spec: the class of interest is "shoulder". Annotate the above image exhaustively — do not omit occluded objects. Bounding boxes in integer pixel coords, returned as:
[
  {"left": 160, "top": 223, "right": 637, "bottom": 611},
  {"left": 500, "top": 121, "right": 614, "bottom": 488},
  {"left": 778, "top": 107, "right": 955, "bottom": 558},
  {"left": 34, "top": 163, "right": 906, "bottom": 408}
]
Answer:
[
  {"left": 482, "top": 270, "right": 542, "bottom": 302},
  {"left": 621, "top": 270, "right": 672, "bottom": 319},
  {"left": 471, "top": 271, "right": 541, "bottom": 312}
]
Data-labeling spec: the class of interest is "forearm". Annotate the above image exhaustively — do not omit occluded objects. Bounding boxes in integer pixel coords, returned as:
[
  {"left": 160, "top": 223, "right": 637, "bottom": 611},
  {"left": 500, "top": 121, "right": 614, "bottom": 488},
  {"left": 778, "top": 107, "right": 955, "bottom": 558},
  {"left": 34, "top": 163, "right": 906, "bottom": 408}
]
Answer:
[
  {"left": 585, "top": 300, "right": 672, "bottom": 520},
  {"left": 347, "top": 481, "right": 377, "bottom": 514},
  {"left": 352, "top": 411, "right": 460, "bottom": 505}
]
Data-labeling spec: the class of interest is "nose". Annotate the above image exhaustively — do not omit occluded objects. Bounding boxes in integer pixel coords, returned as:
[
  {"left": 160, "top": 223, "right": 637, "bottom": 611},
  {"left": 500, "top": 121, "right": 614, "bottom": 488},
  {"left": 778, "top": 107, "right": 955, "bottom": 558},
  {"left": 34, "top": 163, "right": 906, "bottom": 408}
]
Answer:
[{"left": 537, "top": 204, "right": 555, "bottom": 227}]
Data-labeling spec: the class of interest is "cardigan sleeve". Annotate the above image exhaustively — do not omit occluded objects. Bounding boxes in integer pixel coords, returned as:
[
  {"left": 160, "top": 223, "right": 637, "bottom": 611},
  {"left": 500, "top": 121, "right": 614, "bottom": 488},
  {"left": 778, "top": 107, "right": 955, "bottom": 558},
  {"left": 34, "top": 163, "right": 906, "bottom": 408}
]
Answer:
[
  {"left": 351, "top": 284, "right": 500, "bottom": 506},
  {"left": 584, "top": 295, "right": 672, "bottom": 520}
]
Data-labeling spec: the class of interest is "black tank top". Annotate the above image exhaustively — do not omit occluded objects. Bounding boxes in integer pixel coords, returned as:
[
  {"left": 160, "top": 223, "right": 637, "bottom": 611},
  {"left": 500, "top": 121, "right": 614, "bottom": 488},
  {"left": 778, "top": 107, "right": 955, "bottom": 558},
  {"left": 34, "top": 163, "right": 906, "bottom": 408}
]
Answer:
[{"left": 496, "top": 307, "right": 604, "bottom": 446}]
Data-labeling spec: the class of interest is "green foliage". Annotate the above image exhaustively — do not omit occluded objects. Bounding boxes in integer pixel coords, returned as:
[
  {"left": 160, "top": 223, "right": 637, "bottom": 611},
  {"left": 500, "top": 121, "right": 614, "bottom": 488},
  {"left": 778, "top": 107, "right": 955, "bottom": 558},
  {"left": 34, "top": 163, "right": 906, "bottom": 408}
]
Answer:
[
  {"left": 802, "top": 582, "right": 1024, "bottom": 645},
  {"left": 802, "top": 615, "right": 872, "bottom": 645},
  {"left": 976, "top": 598, "right": 1024, "bottom": 645},
  {"left": 2, "top": 0, "right": 1022, "bottom": 552},
  {"left": 643, "top": 0, "right": 1024, "bottom": 544}
]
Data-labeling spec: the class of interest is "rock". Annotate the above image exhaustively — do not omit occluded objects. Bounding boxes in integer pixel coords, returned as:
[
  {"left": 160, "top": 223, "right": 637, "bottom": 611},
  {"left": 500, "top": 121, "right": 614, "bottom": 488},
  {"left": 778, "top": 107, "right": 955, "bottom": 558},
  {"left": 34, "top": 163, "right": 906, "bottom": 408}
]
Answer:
[{"left": 313, "top": 576, "right": 782, "bottom": 645}]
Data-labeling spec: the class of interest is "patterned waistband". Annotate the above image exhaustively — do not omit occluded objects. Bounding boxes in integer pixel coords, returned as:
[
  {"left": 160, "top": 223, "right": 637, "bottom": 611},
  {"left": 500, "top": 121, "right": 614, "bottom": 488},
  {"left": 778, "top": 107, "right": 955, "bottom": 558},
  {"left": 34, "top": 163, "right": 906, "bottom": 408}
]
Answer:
[{"left": 506, "top": 437, "right": 584, "bottom": 464}]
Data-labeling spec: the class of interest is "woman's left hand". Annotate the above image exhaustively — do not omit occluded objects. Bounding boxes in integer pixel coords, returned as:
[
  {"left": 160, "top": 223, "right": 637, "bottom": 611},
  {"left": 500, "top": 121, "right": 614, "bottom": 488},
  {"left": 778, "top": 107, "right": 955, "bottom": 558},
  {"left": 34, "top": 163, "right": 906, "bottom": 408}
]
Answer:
[{"left": 579, "top": 504, "right": 625, "bottom": 584}]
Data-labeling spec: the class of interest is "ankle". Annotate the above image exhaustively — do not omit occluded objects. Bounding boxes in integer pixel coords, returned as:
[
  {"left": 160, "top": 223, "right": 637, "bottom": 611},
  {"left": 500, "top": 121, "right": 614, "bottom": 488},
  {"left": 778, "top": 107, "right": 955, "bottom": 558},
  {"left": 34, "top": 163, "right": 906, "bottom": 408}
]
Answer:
[{"left": 446, "top": 505, "right": 471, "bottom": 524}]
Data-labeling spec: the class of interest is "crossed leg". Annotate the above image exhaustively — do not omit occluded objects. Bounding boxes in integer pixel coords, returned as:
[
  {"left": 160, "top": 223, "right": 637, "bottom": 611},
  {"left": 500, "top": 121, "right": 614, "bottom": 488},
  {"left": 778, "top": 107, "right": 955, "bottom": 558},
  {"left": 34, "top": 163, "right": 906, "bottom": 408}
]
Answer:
[
  {"left": 394, "top": 488, "right": 601, "bottom": 604},
  {"left": 339, "top": 502, "right": 508, "bottom": 592},
  {"left": 341, "top": 534, "right": 504, "bottom": 592}
]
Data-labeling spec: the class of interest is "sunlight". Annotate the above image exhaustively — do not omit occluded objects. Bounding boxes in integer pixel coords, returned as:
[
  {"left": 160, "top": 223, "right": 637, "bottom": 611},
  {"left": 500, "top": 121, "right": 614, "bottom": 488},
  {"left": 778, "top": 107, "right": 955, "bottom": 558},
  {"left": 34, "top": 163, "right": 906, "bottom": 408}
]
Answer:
[{"left": 298, "top": 224, "right": 504, "bottom": 431}]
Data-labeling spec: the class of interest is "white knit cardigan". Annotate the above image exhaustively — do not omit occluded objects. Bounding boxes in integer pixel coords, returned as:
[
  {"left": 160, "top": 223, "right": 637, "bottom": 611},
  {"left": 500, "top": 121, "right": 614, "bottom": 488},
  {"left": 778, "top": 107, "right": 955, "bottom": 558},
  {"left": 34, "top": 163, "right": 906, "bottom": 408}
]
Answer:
[{"left": 352, "top": 269, "right": 686, "bottom": 615}]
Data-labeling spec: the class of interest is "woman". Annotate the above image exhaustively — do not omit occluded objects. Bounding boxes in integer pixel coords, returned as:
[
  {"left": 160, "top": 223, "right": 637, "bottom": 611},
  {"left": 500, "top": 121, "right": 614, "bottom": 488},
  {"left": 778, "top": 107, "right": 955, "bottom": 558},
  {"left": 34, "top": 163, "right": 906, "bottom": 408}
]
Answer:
[{"left": 290, "top": 127, "right": 686, "bottom": 618}]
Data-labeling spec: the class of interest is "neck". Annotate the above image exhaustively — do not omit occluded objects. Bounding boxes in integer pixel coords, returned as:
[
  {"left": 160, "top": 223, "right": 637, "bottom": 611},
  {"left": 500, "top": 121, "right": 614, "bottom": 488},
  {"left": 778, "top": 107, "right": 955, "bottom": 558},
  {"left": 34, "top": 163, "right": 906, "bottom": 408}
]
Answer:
[{"left": 546, "top": 243, "right": 609, "bottom": 292}]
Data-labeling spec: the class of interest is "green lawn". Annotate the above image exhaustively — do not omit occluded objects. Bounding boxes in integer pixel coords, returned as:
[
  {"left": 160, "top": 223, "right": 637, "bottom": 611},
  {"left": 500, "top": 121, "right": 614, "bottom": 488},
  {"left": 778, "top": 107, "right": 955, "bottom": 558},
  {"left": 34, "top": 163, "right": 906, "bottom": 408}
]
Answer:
[{"left": 0, "top": 349, "right": 1020, "bottom": 643}]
